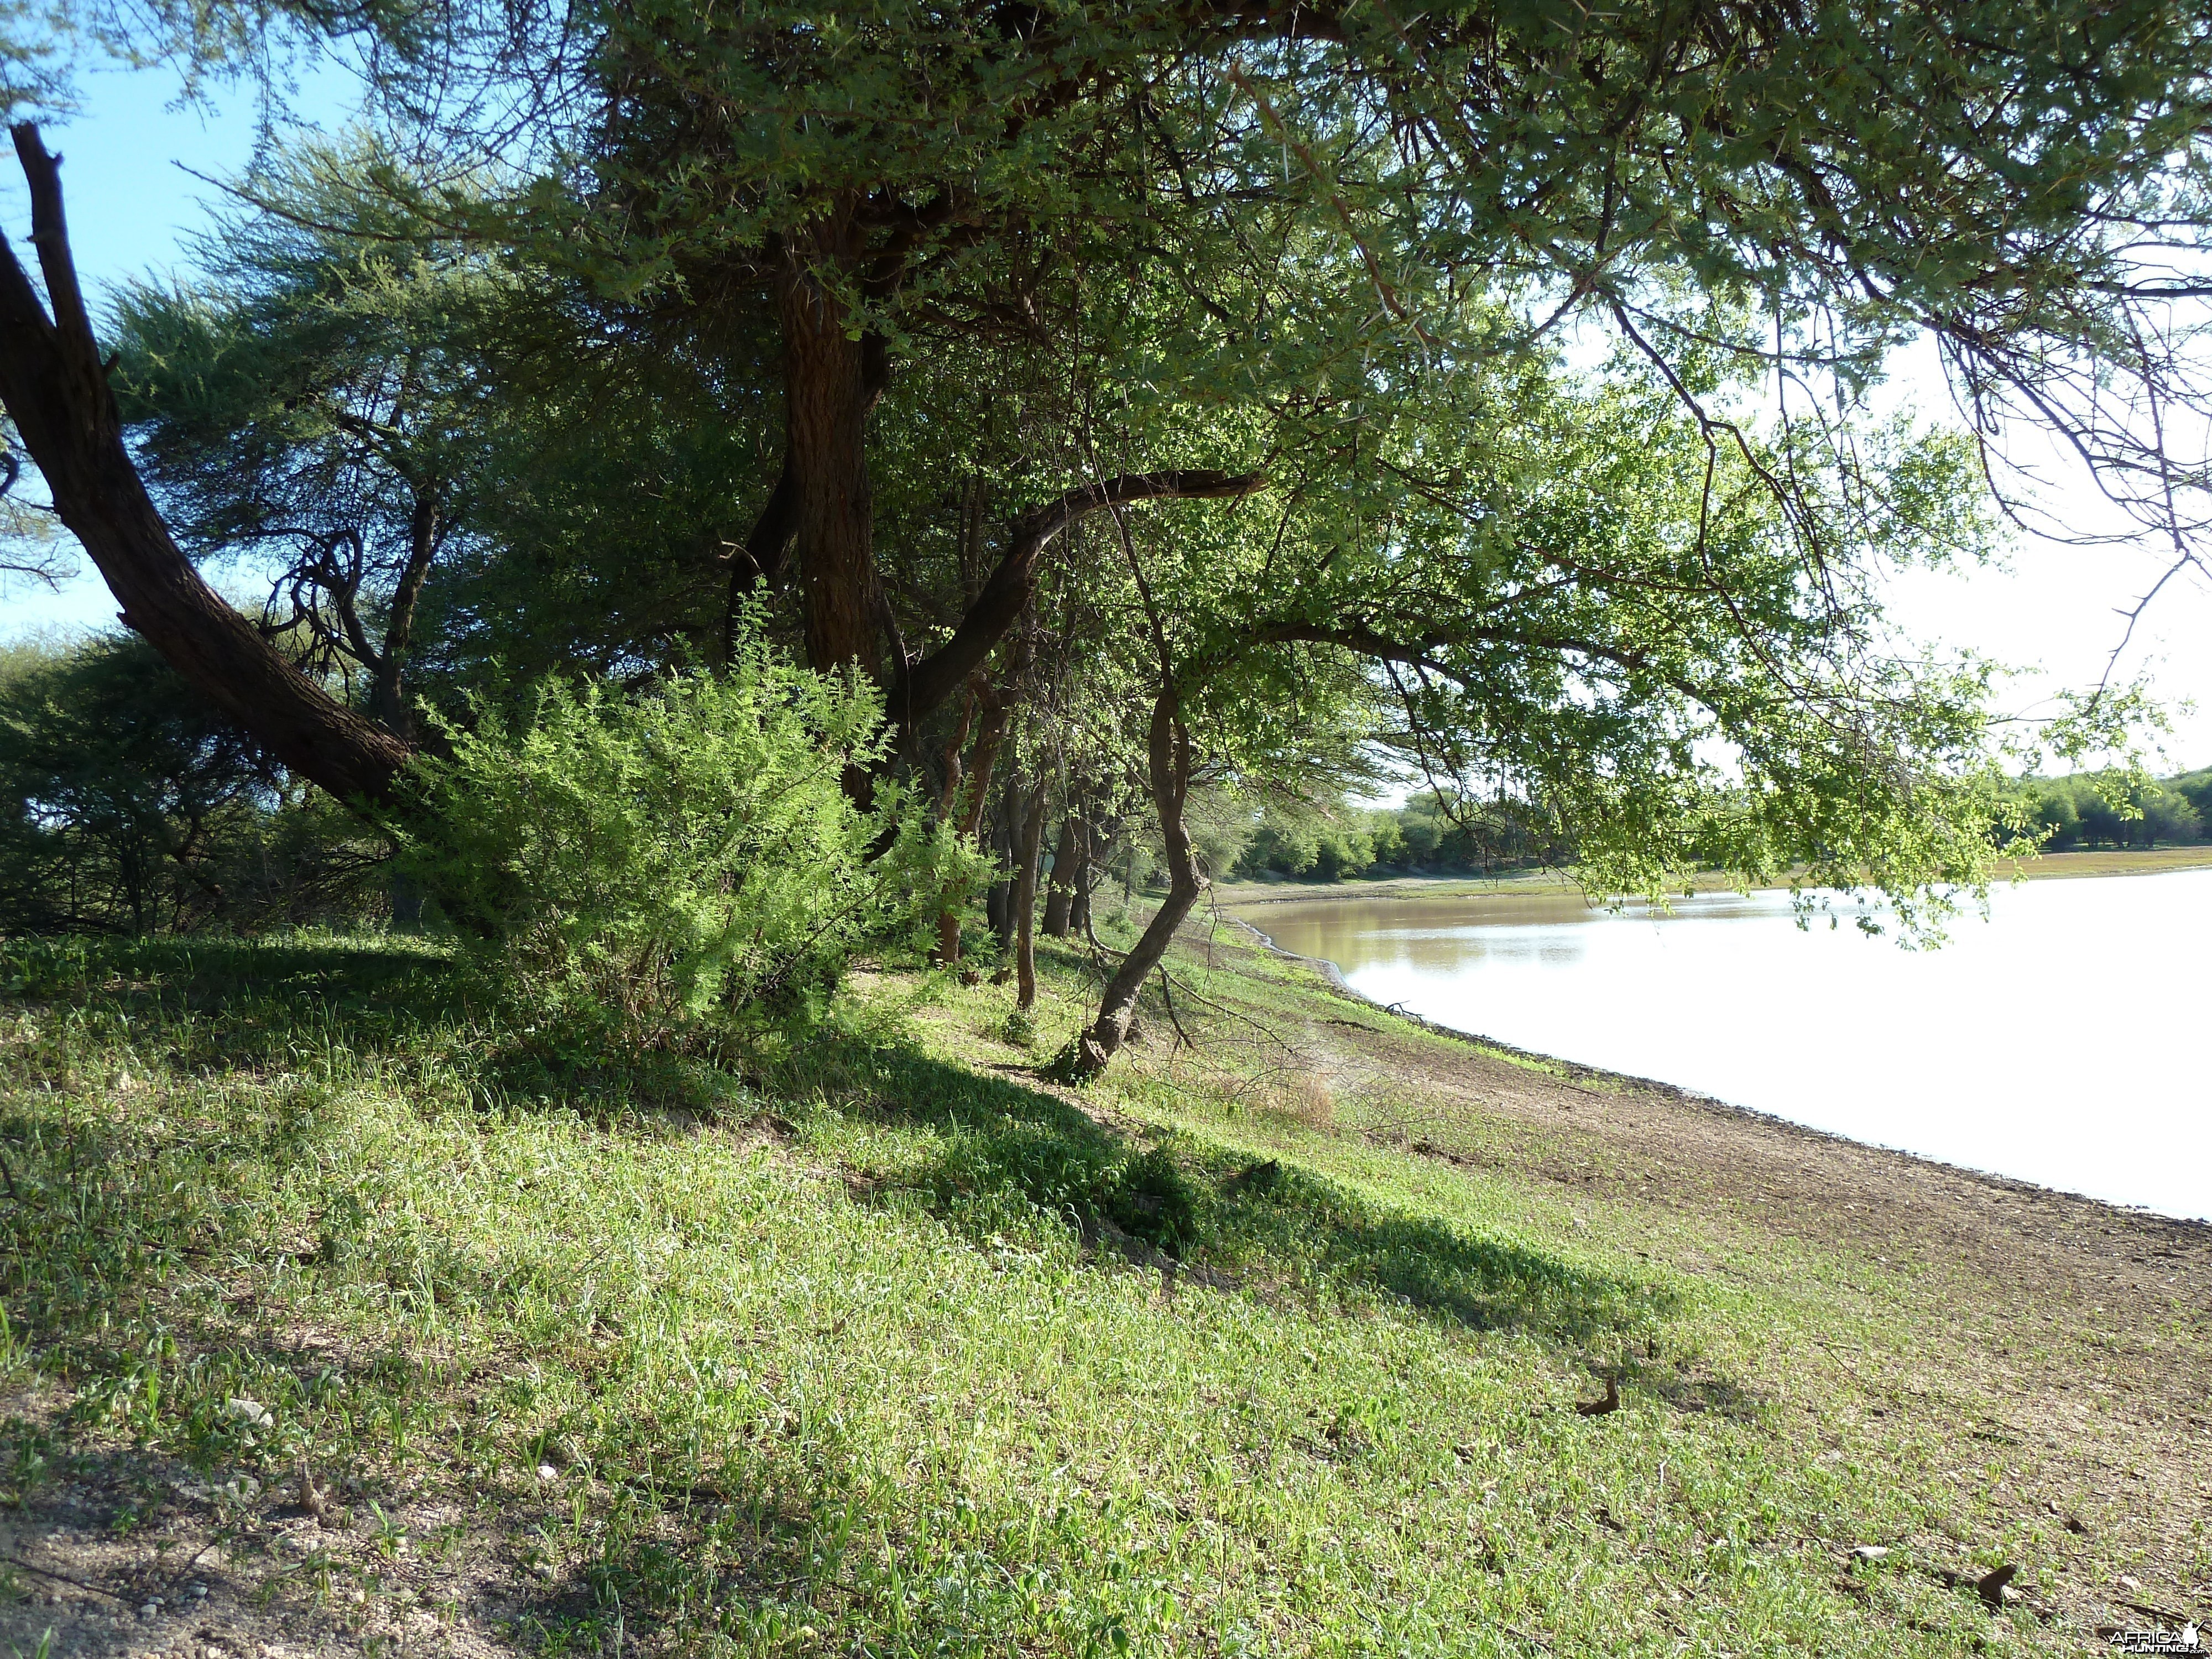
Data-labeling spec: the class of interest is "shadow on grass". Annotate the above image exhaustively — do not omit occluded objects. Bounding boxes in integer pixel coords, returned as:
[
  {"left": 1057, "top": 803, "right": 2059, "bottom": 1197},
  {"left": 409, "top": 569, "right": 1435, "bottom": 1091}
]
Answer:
[
  {"left": 0, "top": 1102, "right": 1084, "bottom": 1659},
  {"left": 2, "top": 931, "right": 457, "bottom": 1010},
  {"left": 2, "top": 934, "right": 752, "bottom": 1129},
  {"left": 6, "top": 935, "right": 1671, "bottom": 1345},
  {"left": 1602, "top": 1355, "right": 1769, "bottom": 1422},
  {"left": 798, "top": 1038, "right": 1672, "bottom": 1345},
  {"left": 0, "top": 936, "right": 1683, "bottom": 1652},
  {"left": 0, "top": 1086, "right": 858, "bottom": 1656},
  {"left": 1, "top": 931, "right": 478, "bottom": 1091}
]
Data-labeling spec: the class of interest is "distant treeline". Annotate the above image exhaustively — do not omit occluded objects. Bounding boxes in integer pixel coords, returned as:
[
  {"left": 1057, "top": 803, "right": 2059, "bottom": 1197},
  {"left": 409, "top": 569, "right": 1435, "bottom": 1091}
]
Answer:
[
  {"left": 1221, "top": 768, "right": 2212, "bottom": 885},
  {"left": 1218, "top": 792, "right": 1570, "bottom": 883},
  {"left": 6, "top": 628, "right": 2205, "bottom": 930},
  {"left": 2003, "top": 770, "right": 2210, "bottom": 851}
]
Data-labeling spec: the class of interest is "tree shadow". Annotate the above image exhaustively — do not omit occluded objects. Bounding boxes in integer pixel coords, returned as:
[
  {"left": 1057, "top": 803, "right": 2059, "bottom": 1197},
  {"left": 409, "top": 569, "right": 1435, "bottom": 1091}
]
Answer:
[
  {"left": 8, "top": 936, "right": 1672, "bottom": 1348},
  {"left": 816, "top": 1041, "right": 1673, "bottom": 1345},
  {"left": 2, "top": 932, "right": 477, "bottom": 1086},
  {"left": 0, "top": 940, "right": 1689, "bottom": 1655},
  {"left": 1600, "top": 1355, "right": 1771, "bottom": 1422},
  {"left": 3, "top": 935, "right": 756, "bottom": 1127},
  {"left": 2, "top": 931, "right": 457, "bottom": 1011}
]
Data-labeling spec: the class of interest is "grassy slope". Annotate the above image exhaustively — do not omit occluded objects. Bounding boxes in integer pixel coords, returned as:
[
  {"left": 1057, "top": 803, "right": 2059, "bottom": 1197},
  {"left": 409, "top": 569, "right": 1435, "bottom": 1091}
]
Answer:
[{"left": 0, "top": 925, "right": 2194, "bottom": 1657}]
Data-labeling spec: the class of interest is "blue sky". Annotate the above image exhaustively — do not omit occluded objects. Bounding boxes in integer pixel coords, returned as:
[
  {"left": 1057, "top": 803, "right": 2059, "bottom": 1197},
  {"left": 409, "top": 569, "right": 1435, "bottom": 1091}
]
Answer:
[{"left": 5, "top": 61, "right": 2210, "bottom": 769}]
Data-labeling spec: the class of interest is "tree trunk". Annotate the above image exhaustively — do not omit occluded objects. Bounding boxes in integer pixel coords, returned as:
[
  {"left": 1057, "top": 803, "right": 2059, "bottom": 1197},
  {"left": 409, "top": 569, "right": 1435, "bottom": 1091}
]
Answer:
[
  {"left": 936, "top": 690, "right": 1009, "bottom": 966},
  {"left": 1070, "top": 816, "right": 1094, "bottom": 937},
  {"left": 1041, "top": 813, "right": 1077, "bottom": 937},
  {"left": 987, "top": 776, "right": 1019, "bottom": 955},
  {"left": 1073, "top": 691, "right": 1205, "bottom": 1075},
  {"left": 0, "top": 126, "right": 411, "bottom": 810},
  {"left": 1013, "top": 788, "right": 1047, "bottom": 1010},
  {"left": 369, "top": 493, "right": 442, "bottom": 742},
  {"left": 930, "top": 688, "right": 977, "bottom": 966},
  {"left": 779, "top": 218, "right": 883, "bottom": 681}
]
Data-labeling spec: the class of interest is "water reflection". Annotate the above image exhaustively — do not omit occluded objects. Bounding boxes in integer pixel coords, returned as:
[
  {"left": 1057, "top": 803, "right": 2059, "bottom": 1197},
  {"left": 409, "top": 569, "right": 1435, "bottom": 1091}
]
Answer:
[{"left": 1248, "top": 873, "right": 2212, "bottom": 1221}]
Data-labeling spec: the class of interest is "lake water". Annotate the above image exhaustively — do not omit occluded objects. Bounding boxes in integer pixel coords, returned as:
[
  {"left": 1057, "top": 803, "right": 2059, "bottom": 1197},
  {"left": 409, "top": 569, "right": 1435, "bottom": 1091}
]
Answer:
[{"left": 1248, "top": 871, "right": 2212, "bottom": 1221}]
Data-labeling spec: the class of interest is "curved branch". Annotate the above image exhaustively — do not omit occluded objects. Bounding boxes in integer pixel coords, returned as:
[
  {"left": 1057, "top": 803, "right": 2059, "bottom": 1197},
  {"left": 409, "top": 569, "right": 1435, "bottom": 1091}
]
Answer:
[
  {"left": 0, "top": 124, "right": 411, "bottom": 808},
  {"left": 893, "top": 468, "right": 1262, "bottom": 728}
]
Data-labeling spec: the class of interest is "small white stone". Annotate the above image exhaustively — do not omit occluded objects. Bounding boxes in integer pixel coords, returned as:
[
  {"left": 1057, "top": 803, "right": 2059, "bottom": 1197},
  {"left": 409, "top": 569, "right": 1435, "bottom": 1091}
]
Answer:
[
  {"left": 1850, "top": 1545, "right": 1890, "bottom": 1562},
  {"left": 536, "top": 1464, "right": 558, "bottom": 1481},
  {"left": 225, "top": 1398, "right": 274, "bottom": 1429}
]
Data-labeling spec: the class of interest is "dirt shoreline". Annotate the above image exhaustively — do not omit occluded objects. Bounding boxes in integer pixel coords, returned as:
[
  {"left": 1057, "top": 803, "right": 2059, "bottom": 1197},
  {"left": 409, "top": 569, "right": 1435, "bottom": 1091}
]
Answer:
[
  {"left": 1204, "top": 909, "right": 2211, "bottom": 1635},
  {"left": 1223, "top": 894, "right": 2211, "bottom": 1240}
]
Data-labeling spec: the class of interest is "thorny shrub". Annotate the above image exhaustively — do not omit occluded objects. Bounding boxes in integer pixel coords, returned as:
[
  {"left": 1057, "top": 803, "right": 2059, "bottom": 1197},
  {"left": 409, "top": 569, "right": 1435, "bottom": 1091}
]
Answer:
[{"left": 396, "top": 639, "right": 985, "bottom": 1050}]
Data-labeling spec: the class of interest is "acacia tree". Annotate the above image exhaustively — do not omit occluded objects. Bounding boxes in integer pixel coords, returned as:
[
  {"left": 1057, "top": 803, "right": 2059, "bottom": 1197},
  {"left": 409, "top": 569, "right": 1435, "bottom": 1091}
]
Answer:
[
  {"left": 546, "top": 0, "right": 2212, "bottom": 717},
  {"left": 9, "top": 0, "right": 2212, "bottom": 809},
  {"left": 113, "top": 138, "right": 817, "bottom": 713},
  {"left": 1064, "top": 328, "right": 2007, "bottom": 1071},
  {"left": 111, "top": 148, "right": 519, "bottom": 740},
  {"left": 0, "top": 127, "right": 412, "bottom": 806}
]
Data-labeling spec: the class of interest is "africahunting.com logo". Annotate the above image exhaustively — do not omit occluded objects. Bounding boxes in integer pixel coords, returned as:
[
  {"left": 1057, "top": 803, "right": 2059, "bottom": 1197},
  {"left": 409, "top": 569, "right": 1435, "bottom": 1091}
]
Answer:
[{"left": 2109, "top": 1622, "right": 2201, "bottom": 1656}]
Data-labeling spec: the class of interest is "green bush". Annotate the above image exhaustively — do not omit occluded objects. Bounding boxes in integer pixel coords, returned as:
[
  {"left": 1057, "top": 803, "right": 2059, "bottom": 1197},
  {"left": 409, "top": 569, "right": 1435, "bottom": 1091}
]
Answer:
[
  {"left": 1229, "top": 802, "right": 1384, "bottom": 881},
  {"left": 397, "top": 641, "right": 983, "bottom": 1048}
]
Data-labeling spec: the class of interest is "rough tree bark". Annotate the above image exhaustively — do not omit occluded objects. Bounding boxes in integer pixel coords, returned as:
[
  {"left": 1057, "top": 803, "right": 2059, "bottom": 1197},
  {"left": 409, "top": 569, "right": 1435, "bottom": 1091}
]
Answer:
[
  {"left": 367, "top": 494, "right": 442, "bottom": 742},
  {"left": 928, "top": 684, "right": 977, "bottom": 964},
  {"left": 988, "top": 774, "right": 1020, "bottom": 954},
  {"left": 1041, "top": 812, "right": 1078, "bottom": 937},
  {"left": 1070, "top": 833, "right": 1093, "bottom": 937},
  {"left": 1012, "top": 786, "right": 1047, "bottom": 1011},
  {"left": 779, "top": 214, "right": 886, "bottom": 681},
  {"left": 1072, "top": 690, "right": 1204, "bottom": 1075},
  {"left": 0, "top": 128, "right": 413, "bottom": 808},
  {"left": 936, "top": 684, "right": 1009, "bottom": 964}
]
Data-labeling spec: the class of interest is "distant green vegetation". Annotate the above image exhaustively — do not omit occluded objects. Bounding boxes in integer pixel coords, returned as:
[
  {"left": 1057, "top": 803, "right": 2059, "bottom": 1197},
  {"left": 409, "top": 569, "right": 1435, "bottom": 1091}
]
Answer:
[
  {"left": 1217, "top": 767, "right": 2212, "bottom": 885},
  {"left": 0, "top": 636, "right": 383, "bottom": 935},
  {"left": 1219, "top": 792, "right": 1569, "bottom": 884},
  {"left": 2000, "top": 771, "right": 2209, "bottom": 853}
]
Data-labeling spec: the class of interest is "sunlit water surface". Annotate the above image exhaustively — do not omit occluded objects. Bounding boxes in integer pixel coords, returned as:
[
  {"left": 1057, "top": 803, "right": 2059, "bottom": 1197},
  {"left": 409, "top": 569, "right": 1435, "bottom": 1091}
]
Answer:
[{"left": 1251, "top": 872, "right": 2212, "bottom": 1220}]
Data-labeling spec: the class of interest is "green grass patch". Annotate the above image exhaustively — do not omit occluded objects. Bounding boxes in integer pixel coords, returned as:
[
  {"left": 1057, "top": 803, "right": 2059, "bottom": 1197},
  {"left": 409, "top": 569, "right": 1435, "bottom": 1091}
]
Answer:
[{"left": 0, "top": 929, "right": 2108, "bottom": 1656}]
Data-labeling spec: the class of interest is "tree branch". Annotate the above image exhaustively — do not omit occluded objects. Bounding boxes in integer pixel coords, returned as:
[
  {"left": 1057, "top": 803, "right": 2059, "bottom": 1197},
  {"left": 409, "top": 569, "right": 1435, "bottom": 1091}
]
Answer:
[
  {"left": 893, "top": 468, "right": 1262, "bottom": 728},
  {"left": 0, "top": 124, "right": 412, "bottom": 809}
]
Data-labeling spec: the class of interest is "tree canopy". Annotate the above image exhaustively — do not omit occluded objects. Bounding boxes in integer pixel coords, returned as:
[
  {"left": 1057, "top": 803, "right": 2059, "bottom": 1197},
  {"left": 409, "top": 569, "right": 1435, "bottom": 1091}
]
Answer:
[{"left": 4, "top": 0, "right": 2212, "bottom": 1061}]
